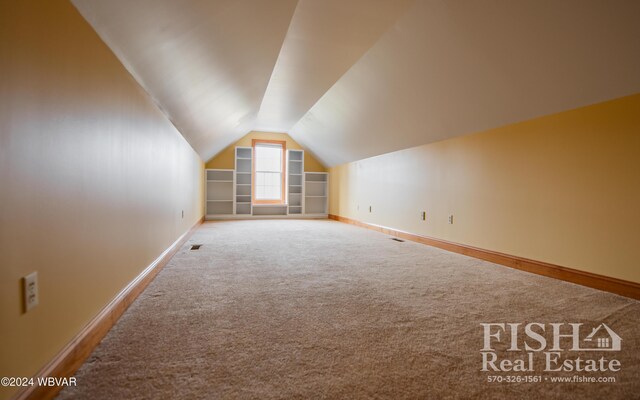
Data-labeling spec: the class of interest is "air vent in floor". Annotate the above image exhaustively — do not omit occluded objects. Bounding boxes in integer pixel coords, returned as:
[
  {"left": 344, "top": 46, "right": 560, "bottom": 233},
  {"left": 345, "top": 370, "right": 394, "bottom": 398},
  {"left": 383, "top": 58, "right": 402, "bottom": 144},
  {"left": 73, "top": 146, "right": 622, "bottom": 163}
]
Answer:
[
  {"left": 391, "top": 238, "right": 405, "bottom": 242},
  {"left": 190, "top": 244, "right": 202, "bottom": 250}
]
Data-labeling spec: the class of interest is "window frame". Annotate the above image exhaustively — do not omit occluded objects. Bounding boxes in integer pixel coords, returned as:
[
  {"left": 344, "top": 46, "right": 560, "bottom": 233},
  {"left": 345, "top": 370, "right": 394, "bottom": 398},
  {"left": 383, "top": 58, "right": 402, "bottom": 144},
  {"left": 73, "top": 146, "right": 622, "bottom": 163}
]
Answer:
[{"left": 252, "top": 139, "right": 286, "bottom": 205}]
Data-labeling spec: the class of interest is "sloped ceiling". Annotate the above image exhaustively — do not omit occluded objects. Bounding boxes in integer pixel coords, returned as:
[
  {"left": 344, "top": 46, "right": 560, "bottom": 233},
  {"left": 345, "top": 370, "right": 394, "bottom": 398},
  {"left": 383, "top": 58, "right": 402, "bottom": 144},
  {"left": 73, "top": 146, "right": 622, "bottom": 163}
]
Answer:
[
  {"left": 73, "top": 0, "right": 640, "bottom": 167},
  {"left": 72, "top": 0, "right": 299, "bottom": 159},
  {"left": 254, "top": 0, "right": 414, "bottom": 133}
]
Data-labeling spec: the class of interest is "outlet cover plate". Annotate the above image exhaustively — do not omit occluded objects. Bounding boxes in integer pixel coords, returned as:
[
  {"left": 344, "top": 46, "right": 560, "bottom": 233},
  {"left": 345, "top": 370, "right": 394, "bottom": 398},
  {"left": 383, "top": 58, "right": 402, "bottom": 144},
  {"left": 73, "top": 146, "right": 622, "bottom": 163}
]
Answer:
[{"left": 23, "top": 272, "right": 39, "bottom": 312}]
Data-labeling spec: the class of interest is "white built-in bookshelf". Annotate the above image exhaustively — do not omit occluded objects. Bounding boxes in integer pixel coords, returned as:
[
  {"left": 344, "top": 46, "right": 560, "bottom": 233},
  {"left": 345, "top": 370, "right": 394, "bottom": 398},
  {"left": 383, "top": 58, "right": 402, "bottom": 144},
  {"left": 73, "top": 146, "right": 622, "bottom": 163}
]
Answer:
[
  {"left": 204, "top": 147, "right": 328, "bottom": 220},
  {"left": 205, "top": 169, "right": 234, "bottom": 216},
  {"left": 235, "top": 147, "right": 252, "bottom": 216},
  {"left": 287, "top": 149, "right": 304, "bottom": 215},
  {"left": 304, "top": 172, "right": 328, "bottom": 215}
]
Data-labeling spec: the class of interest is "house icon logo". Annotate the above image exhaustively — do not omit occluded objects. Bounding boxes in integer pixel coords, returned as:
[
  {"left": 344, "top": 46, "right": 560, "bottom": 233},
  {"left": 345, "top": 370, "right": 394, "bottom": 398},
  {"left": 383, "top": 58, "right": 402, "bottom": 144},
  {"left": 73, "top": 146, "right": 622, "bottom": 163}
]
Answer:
[{"left": 581, "top": 323, "right": 622, "bottom": 351}]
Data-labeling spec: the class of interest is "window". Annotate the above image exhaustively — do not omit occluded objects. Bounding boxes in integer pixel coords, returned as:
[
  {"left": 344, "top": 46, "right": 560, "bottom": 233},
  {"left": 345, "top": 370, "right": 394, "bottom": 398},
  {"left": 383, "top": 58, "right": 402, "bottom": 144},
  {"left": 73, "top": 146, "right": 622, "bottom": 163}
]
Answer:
[{"left": 253, "top": 139, "right": 286, "bottom": 204}]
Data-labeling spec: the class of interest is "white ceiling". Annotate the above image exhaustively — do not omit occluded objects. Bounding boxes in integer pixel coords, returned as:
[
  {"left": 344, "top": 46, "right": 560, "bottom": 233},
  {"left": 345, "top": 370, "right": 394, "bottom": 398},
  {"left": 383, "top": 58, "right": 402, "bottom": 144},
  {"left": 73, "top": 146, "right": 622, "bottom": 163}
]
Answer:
[
  {"left": 290, "top": 0, "right": 640, "bottom": 166},
  {"left": 73, "top": 0, "right": 640, "bottom": 166},
  {"left": 72, "top": 0, "right": 299, "bottom": 159},
  {"left": 254, "top": 0, "right": 414, "bottom": 133}
]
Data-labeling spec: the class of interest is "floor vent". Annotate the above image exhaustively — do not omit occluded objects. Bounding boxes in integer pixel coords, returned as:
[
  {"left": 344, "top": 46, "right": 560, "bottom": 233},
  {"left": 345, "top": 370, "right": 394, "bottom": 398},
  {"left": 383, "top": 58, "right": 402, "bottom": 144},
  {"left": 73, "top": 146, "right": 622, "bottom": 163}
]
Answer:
[
  {"left": 391, "top": 238, "right": 405, "bottom": 242},
  {"left": 190, "top": 244, "right": 202, "bottom": 250}
]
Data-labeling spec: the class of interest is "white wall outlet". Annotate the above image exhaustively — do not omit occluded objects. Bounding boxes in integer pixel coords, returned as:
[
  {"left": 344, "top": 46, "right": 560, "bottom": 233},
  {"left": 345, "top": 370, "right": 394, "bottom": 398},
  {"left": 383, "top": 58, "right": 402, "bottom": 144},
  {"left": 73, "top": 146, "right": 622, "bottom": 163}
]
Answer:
[
  {"left": 23, "top": 272, "right": 39, "bottom": 312},
  {"left": 448, "top": 215, "right": 454, "bottom": 224}
]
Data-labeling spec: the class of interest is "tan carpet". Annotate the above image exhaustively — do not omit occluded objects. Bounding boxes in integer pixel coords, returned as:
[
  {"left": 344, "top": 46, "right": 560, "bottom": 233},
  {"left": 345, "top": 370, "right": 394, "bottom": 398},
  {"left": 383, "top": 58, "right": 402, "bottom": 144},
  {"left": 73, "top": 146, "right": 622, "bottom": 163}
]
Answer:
[{"left": 57, "top": 220, "right": 639, "bottom": 399}]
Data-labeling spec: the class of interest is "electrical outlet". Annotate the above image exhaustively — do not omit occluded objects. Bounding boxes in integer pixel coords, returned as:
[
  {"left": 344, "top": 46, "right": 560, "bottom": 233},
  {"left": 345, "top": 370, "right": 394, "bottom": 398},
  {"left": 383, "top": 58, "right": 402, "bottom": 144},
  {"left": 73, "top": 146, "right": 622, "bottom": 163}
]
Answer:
[
  {"left": 421, "top": 211, "right": 426, "bottom": 221},
  {"left": 369, "top": 206, "right": 372, "bottom": 213},
  {"left": 448, "top": 215, "right": 454, "bottom": 224},
  {"left": 23, "top": 272, "right": 39, "bottom": 312}
]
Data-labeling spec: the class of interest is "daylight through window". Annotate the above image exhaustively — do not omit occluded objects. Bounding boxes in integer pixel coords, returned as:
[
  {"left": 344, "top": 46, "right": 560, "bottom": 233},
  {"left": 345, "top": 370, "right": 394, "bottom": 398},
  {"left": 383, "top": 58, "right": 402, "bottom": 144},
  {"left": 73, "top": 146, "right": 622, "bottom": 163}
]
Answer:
[{"left": 253, "top": 141, "right": 285, "bottom": 203}]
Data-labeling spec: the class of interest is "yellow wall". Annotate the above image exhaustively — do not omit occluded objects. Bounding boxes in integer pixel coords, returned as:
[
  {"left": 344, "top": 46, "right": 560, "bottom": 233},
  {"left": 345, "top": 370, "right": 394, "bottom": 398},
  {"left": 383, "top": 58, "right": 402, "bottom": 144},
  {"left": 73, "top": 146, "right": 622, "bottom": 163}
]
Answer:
[
  {"left": 205, "top": 131, "right": 326, "bottom": 172},
  {"left": 329, "top": 94, "right": 640, "bottom": 283},
  {"left": 0, "top": 2, "right": 203, "bottom": 398}
]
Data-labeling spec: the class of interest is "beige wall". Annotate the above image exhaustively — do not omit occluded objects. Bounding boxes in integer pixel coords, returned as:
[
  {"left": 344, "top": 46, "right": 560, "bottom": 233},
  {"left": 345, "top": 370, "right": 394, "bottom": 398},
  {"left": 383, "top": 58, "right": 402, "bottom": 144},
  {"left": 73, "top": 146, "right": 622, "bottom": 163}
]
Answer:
[
  {"left": 205, "top": 131, "right": 326, "bottom": 172},
  {"left": 0, "top": 2, "right": 203, "bottom": 398},
  {"left": 329, "top": 94, "right": 640, "bottom": 283}
]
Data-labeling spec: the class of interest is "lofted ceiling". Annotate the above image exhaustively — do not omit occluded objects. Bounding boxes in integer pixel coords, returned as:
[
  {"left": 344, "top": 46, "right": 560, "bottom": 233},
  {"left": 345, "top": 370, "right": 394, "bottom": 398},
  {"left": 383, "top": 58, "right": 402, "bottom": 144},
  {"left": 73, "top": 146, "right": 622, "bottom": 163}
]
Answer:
[
  {"left": 254, "top": 0, "right": 414, "bottom": 133},
  {"left": 72, "top": 0, "right": 299, "bottom": 159},
  {"left": 73, "top": 0, "right": 640, "bottom": 167}
]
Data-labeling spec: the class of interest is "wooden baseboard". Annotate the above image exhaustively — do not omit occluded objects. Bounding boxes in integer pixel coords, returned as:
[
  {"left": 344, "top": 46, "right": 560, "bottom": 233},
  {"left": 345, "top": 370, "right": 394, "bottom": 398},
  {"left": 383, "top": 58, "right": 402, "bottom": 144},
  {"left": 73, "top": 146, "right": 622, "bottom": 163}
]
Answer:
[
  {"left": 12, "top": 217, "right": 204, "bottom": 400},
  {"left": 329, "top": 214, "right": 640, "bottom": 300}
]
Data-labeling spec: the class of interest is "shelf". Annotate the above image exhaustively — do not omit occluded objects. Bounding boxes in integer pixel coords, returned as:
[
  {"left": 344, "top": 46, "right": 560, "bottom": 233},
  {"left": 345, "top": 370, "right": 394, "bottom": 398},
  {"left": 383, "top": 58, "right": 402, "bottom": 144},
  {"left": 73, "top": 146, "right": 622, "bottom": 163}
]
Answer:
[
  {"left": 236, "top": 184, "right": 251, "bottom": 186},
  {"left": 207, "top": 200, "right": 233, "bottom": 215},
  {"left": 236, "top": 173, "right": 251, "bottom": 185},
  {"left": 237, "top": 172, "right": 251, "bottom": 174},
  {"left": 288, "top": 174, "right": 302, "bottom": 186},
  {"left": 235, "top": 201, "right": 251, "bottom": 215},
  {"left": 236, "top": 202, "right": 251, "bottom": 204},
  {"left": 253, "top": 204, "right": 287, "bottom": 216},
  {"left": 304, "top": 196, "right": 327, "bottom": 198},
  {"left": 236, "top": 147, "right": 252, "bottom": 159},
  {"left": 236, "top": 158, "right": 252, "bottom": 174},
  {"left": 288, "top": 150, "right": 303, "bottom": 162},
  {"left": 289, "top": 173, "right": 302, "bottom": 176},
  {"left": 207, "top": 169, "right": 236, "bottom": 215},
  {"left": 207, "top": 170, "right": 234, "bottom": 181},
  {"left": 288, "top": 155, "right": 303, "bottom": 174},
  {"left": 236, "top": 186, "right": 251, "bottom": 196},
  {"left": 207, "top": 179, "right": 234, "bottom": 200},
  {"left": 304, "top": 176, "right": 326, "bottom": 196},
  {"left": 305, "top": 172, "right": 328, "bottom": 182}
]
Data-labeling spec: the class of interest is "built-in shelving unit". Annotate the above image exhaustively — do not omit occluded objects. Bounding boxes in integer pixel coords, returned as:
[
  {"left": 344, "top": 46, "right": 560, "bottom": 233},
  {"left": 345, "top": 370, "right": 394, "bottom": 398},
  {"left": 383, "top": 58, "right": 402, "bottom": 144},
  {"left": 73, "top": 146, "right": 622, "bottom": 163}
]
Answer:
[
  {"left": 206, "top": 169, "right": 234, "bottom": 216},
  {"left": 253, "top": 204, "right": 288, "bottom": 216},
  {"left": 235, "top": 147, "right": 252, "bottom": 215},
  {"left": 287, "top": 149, "right": 304, "bottom": 215},
  {"left": 304, "top": 172, "right": 328, "bottom": 215},
  {"left": 205, "top": 147, "right": 328, "bottom": 220}
]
